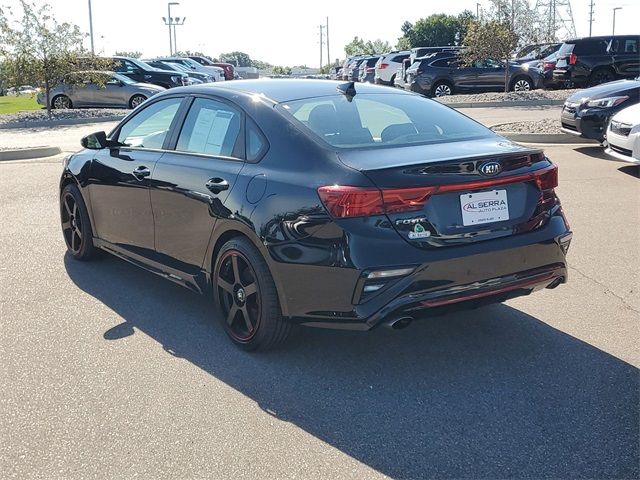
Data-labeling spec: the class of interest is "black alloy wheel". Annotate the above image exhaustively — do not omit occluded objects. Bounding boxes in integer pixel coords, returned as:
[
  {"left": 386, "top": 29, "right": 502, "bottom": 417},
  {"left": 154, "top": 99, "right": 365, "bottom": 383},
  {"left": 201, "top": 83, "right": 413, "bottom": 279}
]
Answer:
[
  {"left": 217, "top": 250, "right": 261, "bottom": 342},
  {"left": 60, "top": 184, "right": 98, "bottom": 260},
  {"left": 214, "top": 238, "right": 291, "bottom": 350}
]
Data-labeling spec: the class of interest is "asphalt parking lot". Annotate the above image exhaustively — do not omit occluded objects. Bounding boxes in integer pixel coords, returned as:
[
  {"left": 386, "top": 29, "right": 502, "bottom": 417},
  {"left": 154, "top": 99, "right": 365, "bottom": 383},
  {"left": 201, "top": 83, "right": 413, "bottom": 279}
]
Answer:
[{"left": 1, "top": 121, "right": 638, "bottom": 478}]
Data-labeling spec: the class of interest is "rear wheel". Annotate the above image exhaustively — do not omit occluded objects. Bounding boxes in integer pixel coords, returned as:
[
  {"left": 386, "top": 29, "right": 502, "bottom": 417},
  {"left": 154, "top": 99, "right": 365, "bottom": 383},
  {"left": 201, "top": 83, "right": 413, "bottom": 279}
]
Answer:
[
  {"left": 129, "top": 94, "right": 147, "bottom": 109},
  {"left": 431, "top": 81, "right": 453, "bottom": 97},
  {"left": 60, "top": 184, "right": 99, "bottom": 260},
  {"left": 213, "top": 238, "right": 291, "bottom": 351},
  {"left": 588, "top": 68, "right": 614, "bottom": 87},
  {"left": 52, "top": 95, "right": 72, "bottom": 109}
]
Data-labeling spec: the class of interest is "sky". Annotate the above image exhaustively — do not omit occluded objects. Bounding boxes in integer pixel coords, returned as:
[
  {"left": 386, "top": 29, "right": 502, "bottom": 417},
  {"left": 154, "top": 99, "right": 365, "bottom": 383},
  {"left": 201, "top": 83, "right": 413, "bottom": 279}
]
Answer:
[{"left": 2, "top": 0, "right": 639, "bottom": 66}]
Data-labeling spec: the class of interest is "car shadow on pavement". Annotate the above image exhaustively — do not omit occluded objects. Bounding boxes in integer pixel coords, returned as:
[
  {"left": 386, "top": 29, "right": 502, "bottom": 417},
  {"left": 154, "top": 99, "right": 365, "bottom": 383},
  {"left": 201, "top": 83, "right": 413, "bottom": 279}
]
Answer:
[{"left": 64, "top": 253, "right": 639, "bottom": 479}]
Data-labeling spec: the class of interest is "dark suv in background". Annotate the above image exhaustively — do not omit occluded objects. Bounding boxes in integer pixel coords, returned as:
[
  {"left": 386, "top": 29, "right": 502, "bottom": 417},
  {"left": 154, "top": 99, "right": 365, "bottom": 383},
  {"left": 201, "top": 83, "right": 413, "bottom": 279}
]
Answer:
[
  {"left": 553, "top": 35, "right": 640, "bottom": 87},
  {"left": 108, "top": 56, "right": 187, "bottom": 89},
  {"left": 407, "top": 54, "right": 542, "bottom": 97}
]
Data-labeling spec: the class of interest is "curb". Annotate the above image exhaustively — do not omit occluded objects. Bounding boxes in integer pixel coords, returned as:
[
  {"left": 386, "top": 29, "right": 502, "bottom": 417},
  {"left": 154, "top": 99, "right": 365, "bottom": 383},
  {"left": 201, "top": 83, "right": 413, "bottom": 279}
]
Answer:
[
  {"left": 0, "top": 146, "right": 62, "bottom": 161},
  {"left": 0, "top": 115, "right": 125, "bottom": 130},
  {"left": 442, "top": 99, "right": 565, "bottom": 108},
  {"left": 495, "top": 131, "right": 596, "bottom": 144}
]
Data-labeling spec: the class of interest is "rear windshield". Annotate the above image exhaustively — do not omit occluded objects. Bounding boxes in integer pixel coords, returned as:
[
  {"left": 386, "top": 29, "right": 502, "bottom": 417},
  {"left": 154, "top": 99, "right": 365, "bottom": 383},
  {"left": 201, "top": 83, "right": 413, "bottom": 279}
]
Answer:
[{"left": 278, "top": 93, "right": 492, "bottom": 150}]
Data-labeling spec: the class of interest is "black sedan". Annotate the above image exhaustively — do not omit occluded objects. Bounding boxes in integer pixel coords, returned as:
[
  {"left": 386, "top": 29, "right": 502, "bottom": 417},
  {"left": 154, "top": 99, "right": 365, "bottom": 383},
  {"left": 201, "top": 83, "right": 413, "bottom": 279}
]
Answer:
[
  {"left": 560, "top": 78, "right": 640, "bottom": 142},
  {"left": 407, "top": 56, "right": 543, "bottom": 97},
  {"left": 60, "top": 80, "right": 572, "bottom": 350}
]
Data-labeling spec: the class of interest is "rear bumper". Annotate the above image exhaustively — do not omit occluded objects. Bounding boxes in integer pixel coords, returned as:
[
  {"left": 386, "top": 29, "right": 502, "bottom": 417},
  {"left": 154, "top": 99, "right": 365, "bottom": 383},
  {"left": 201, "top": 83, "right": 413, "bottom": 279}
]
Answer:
[{"left": 284, "top": 218, "right": 572, "bottom": 330}]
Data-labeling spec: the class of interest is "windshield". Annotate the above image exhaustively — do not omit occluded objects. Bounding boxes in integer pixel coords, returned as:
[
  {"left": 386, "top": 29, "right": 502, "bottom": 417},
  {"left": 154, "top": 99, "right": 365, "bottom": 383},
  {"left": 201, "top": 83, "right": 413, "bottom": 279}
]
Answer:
[
  {"left": 112, "top": 72, "right": 136, "bottom": 84},
  {"left": 279, "top": 93, "right": 492, "bottom": 150}
]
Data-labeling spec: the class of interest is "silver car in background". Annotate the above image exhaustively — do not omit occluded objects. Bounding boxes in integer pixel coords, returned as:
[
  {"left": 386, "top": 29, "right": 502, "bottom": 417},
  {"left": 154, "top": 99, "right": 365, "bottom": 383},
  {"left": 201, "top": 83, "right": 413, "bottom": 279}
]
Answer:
[
  {"left": 37, "top": 71, "right": 165, "bottom": 109},
  {"left": 153, "top": 57, "right": 225, "bottom": 82}
]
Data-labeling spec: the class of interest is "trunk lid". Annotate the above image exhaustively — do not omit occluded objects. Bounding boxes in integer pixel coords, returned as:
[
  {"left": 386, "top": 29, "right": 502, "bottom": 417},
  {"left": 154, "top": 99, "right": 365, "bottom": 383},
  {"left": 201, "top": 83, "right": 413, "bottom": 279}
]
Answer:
[{"left": 336, "top": 138, "right": 558, "bottom": 248}]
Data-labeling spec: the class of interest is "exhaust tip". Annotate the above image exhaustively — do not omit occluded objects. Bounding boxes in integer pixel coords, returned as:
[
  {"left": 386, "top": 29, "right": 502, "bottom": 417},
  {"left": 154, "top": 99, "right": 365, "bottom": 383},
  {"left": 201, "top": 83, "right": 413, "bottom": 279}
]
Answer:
[{"left": 385, "top": 316, "right": 414, "bottom": 330}]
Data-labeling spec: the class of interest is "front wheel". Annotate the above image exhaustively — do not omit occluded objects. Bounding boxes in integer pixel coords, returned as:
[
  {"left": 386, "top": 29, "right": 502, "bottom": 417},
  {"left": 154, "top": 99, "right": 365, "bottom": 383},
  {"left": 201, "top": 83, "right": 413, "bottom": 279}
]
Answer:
[
  {"left": 213, "top": 237, "right": 291, "bottom": 351},
  {"left": 129, "top": 94, "right": 147, "bottom": 109},
  {"left": 60, "top": 184, "right": 99, "bottom": 260},
  {"left": 511, "top": 77, "right": 533, "bottom": 92}
]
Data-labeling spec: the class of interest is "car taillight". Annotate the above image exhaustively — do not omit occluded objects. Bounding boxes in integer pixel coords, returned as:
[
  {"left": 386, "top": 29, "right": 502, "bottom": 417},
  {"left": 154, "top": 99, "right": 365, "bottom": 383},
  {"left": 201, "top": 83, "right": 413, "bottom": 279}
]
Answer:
[
  {"left": 317, "top": 186, "right": 384, "bottom": 218},
  {"left": 317, "top": 185, "right": 435, "bottom": 218},
  {"left": 569, "top": 53, "right": 577, "bottom": 65},
  {"left": 543, "top": 62, "right": 555, "bottom": 70},
  {"left": 379, "top": 63, "right": 389, "bottom": 69},
  {"left": 366, "top": 67, "right": 375, "bottom": 73},
  {"left": 535, "top": 164, "right": 558, "bottom": 190},
  {"left": 318, "top": 161, "right": 558, "bottom": 219}
]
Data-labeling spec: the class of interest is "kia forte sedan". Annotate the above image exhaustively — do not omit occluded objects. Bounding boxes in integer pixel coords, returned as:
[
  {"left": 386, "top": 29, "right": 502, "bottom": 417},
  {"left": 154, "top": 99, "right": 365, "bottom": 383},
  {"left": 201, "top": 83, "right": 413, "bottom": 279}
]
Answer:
[{"left": 60, "top": 80, "right": 572, "bottom": 350}]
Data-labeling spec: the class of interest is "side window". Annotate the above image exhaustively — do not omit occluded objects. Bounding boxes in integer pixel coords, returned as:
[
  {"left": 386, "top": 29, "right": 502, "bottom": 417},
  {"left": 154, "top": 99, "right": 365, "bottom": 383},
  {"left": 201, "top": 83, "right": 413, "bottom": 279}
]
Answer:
[
  {"left": 246, "top": 120, "right": 268, "bottom": 162},
  {"left": 621, "top": 38, "right": 638, "bottom": 54},
  {"left": 176, "top": 98, "right": 242, "bottom": 157},
  {"left": 116, "top": 97, "right": 182, "bottom": 149}
]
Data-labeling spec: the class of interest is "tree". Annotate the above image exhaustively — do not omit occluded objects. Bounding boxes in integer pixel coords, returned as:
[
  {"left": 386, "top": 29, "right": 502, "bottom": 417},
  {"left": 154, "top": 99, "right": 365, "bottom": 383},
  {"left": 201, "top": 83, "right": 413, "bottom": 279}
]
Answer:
[
  {"left": 485, "top": 0, "right": 546, "bottom": 46},
  {"left": 456, "top": 10, "right": 476, "bottom": 45},
  {"left": 114, "top": 51, "right": 142, "bottom": 59},
  {"left": 0, "top": 1, "right": 110, "bottom": 115},
  {"left": 218, "top": 51, "right": 252, "bottom": 67},
  {"left": 460, "top": 20, "right": 519, "bottom": 92},
  {"left": 344, "top": 36, "right": 392, "bottom": 56},
  {"left": 272, "top": 66, "right": 291, "bottom": 76},
  {"left": 398, "top": 14, "right": 461, "bottom": 48}
]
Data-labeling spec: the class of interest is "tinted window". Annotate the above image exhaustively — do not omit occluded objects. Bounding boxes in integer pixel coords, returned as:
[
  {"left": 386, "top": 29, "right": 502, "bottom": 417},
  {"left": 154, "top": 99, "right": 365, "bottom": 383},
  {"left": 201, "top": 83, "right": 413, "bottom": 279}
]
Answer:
[
  {"left": 246, "top": 121, "right": 267, "bottom": 162},
  {"left": 176, "top": 98, "right": 241, "bottom": 157},
  {"left": 280, "top": 93, "right": 491, "bottom": 149},
  {"left": 574, "top": 39, "right": 609, "bottom": 55},
  {"left": 113, "top": 59, "right": 139, "bottom": 73},
  {"left": 431, "top": 57, "right": 456, "bottom": 68},
  {"left": 392, "top": 54, "right": 409, "bottom": 63},
  {"left": 117, "top": 97, "right": 182, "bottom": 148},
  {"left": 611, "top": 38, "right": 638, "bottom": 54}
]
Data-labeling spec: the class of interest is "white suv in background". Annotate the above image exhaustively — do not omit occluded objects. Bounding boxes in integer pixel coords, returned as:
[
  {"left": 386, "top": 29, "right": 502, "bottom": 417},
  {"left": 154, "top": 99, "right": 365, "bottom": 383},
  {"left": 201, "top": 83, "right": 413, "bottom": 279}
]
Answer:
[
  {"left": 374, "top": 51, "right": 410, "bottom": 86},
  {"left": 605, "top": 102, "right": 640, "bottom": 163}
]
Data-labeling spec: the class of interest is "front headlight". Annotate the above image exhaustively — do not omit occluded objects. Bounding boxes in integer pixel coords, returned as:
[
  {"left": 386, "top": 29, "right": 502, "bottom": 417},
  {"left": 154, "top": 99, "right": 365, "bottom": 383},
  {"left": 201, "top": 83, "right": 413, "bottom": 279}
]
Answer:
[{"left": 586, "top": 96, "right": 629, "bottom": 108}]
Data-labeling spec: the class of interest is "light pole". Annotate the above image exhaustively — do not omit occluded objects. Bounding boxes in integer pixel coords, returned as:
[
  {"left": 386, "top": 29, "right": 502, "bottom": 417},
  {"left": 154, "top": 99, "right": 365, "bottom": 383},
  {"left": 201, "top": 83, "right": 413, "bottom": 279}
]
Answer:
[
  {"left": 88, "top": 0, "right": 95, "bottom": 55},
  {"left": 172, "top": 17, "right": 186, "bottom": 55},
  {"left": 162, "top": 2, "right": 179, "bottom": 55},
  {"left": 612, "top": 7, "right": 622, "bottom": 35},
  {"left": 476, "top": 3, "right": 481, "bottom": 19}
]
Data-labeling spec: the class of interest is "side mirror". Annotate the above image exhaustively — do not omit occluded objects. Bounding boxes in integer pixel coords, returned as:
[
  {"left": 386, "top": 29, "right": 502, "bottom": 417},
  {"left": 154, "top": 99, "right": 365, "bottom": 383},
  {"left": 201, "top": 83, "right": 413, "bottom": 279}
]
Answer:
[{"left": 81, "top": 131, "right": 108, "bottom": 149}]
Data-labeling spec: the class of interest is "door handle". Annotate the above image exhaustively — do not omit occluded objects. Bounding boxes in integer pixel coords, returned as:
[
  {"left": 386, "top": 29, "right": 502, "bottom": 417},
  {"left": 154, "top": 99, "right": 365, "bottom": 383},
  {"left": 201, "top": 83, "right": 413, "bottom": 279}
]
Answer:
[
  {"left": 132, "top": 166, "right": 151, "bottom": 180},
  {"left": 205, "top": 178, "right": 229, "bottom": 194}
]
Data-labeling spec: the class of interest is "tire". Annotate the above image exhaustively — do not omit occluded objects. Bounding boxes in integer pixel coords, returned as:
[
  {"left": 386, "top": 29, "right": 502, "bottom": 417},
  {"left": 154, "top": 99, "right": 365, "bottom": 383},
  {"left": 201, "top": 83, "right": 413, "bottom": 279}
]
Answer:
[
  {"left": 389, "top": 74, "right": 396, "bottom": 86},
  {"left": 213, "top": 237, "right": 291, "bottom": 351},
  {"left": 60, "top": 183, "right": 99, "bottom": 261},
  {"left": 431, "top": 81, "right": 454, "bottom": 97},
  {"left": 129, "top": 94, "right": 147, "bottom": 109},
  {"left": 510, "top": 76, "right": 533, "bottom": 92},
  {"left": 587, "top": 68, "right": 614, "bottom": 87},
  {"left": 52, "top": 94, "right": 72, "bottom": 109}
]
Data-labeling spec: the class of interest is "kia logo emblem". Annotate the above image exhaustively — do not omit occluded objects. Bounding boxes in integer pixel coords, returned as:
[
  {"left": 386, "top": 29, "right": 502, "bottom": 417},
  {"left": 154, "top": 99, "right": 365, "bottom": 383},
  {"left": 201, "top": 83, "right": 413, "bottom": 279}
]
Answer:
[{"left": 479, "top": 161, "right": 502, "bottom": 176}]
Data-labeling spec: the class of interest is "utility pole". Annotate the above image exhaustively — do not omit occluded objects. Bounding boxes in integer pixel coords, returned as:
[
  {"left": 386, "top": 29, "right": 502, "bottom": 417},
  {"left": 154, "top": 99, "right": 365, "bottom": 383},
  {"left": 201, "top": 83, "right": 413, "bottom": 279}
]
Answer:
[
  {"left": 612, "top": 7, "right": 622, "bottom": 35},
  {"left": 162, "top": 2, "right": 179, "bottom": 55},
  {"left": 87, "top": 0, "right": 95, "bottom": 55},
  {"left": 326, "top": 17, "right": 330, "bottom": 69},
  {"left": 319, "top": 24, "right": 326, "bottom": 70},
  {"left": 588, "top": 0, "right": 595, "bottom": 36}
]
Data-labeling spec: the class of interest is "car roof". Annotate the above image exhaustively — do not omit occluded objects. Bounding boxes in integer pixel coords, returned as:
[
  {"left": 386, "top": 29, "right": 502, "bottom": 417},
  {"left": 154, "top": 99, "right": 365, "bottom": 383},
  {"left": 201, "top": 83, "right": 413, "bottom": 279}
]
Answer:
[{"left": 168, "top": 79, "right": 413, "bottom": 103}]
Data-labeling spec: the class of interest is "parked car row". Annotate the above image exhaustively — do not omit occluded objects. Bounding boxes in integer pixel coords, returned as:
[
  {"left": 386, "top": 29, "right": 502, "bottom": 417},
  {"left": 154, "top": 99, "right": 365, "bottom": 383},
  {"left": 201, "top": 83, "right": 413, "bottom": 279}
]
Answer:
[
  {"left": 35, "top": 54, "right": 238, "bottom": 110},
  {"left": 337, "top": 34, "right": 639, "bottom": 98},
  {"left": 560, "top": 76, "right": 640, "bottom": 163}
]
